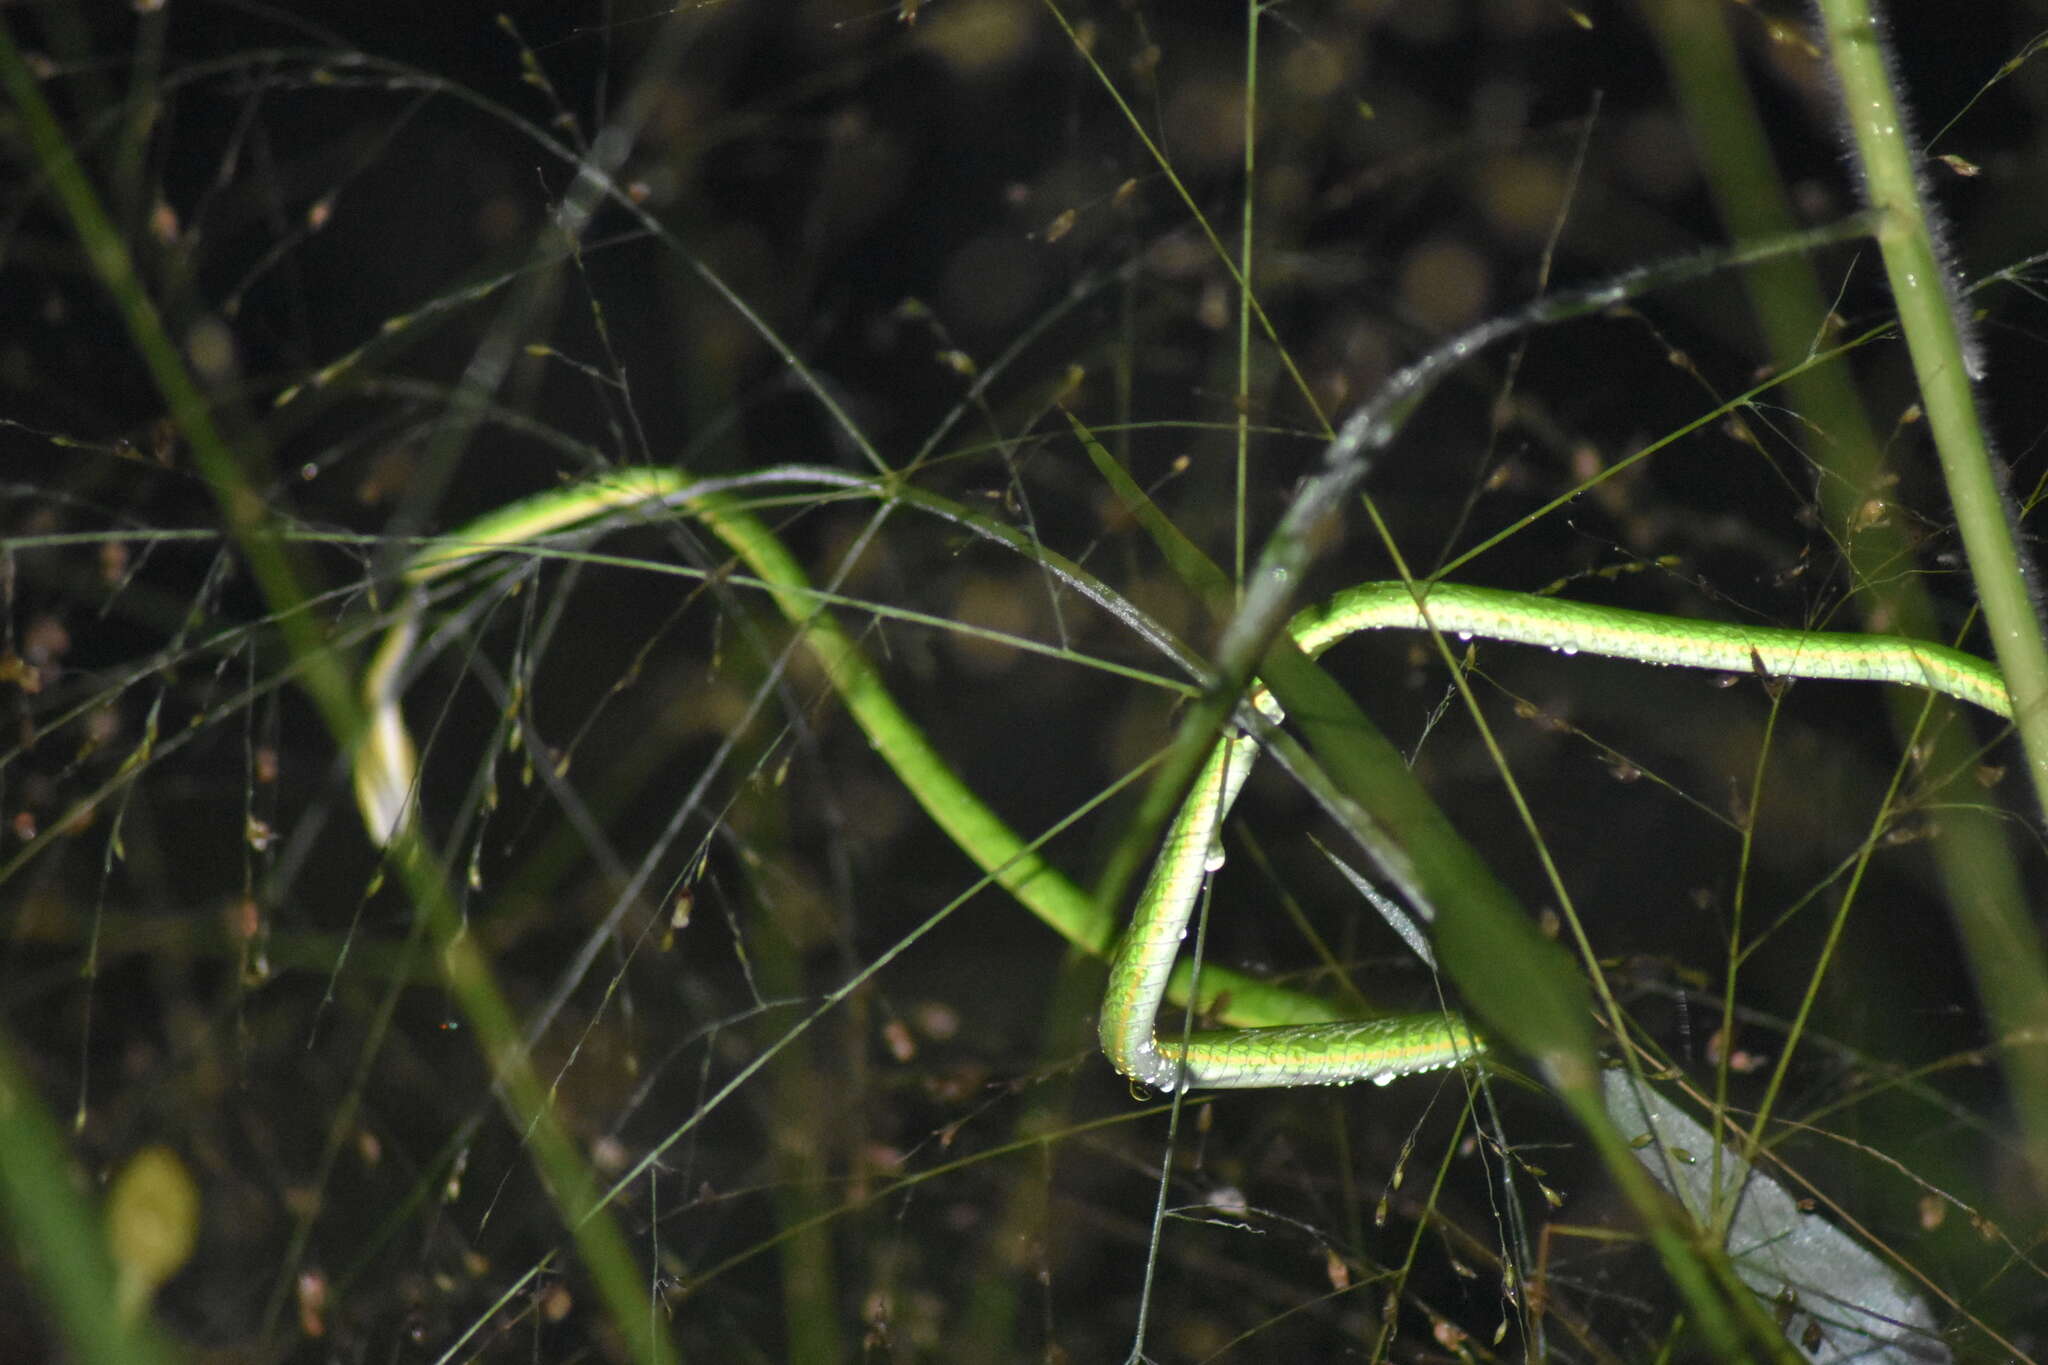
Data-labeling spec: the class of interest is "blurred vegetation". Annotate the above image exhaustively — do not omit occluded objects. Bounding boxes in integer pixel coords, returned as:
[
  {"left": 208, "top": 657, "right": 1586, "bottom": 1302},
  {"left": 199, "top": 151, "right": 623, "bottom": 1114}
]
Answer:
[{"left": 3, "top": 0, "right": 2048, "bottom": 1359}]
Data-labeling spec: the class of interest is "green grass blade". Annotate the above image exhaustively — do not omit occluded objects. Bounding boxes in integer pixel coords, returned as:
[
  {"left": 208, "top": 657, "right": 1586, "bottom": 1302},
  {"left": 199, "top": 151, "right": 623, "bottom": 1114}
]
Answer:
[
  {"left": 1816, "top": 0, "right": 2048, "bottom": 1195},
  {"left": 0, "top": 1033, "right": 183, "bottom": 1365}
]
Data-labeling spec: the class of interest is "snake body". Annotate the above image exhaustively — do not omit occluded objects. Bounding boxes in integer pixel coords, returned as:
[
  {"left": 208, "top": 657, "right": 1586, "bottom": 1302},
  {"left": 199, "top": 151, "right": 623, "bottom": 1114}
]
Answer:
[{"left": 353, "top": 469, "right": 2011, "bottom": 1091}]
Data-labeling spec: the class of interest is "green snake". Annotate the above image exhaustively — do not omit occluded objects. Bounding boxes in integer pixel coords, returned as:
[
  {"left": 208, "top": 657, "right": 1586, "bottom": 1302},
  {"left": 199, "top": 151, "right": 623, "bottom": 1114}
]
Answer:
[{"left": 352, "top": 467, "right": 2011, "bottom": 1091}]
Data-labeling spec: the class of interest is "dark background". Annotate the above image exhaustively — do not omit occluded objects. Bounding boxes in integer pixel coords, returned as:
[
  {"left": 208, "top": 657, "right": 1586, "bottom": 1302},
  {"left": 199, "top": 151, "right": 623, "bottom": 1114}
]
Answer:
[{"left": 4, "top": 1, "right": 2047, "bottom": 1359}]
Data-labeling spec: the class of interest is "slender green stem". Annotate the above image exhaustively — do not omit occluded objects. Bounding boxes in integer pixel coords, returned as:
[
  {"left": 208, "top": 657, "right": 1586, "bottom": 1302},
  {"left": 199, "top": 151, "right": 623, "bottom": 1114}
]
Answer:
[
  {"left": 1818, "top": 0, "right": 2048, "bottom": 777},
  {"left": 1816, "top": 0, "right": 2048, "bottom": 1192},
  {"left": 1234, "top": 0, "right": 1260, "bottom": 592}
]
